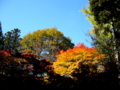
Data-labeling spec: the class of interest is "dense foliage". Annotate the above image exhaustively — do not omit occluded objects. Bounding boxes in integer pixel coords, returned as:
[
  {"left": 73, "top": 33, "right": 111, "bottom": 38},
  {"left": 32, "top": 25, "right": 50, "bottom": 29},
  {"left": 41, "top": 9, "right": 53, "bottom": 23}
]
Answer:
[
  {"left": 4, "top": 28, "right": 22, "bottom": 51},
  {"left": 89, "top": 0, "right": 120, "bottom": 66},
  {"left": 0, "top": 48, "right": 119, "bottom": 90},
  {"left": 0, "top": 0, "right": 120, "bottom": 89},
  {"left": 20, "top": 27, "right": 74, "bottom": 61},
  {"left": 53, "top": 43, "right": 107, "bottom": 77},
  {"left": 80, "top": 6, "right": 115, "bottom": 61}
]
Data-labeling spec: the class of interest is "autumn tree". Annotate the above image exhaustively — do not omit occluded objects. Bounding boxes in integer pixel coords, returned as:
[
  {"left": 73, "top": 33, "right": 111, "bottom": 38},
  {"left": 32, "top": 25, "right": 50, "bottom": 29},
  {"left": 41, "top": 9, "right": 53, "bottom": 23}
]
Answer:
[
  {"left": 53, "top": 43, "right": 107, "bottom": 77},
  {"left": 20, "top": 27, "right": 74, "bottom": 61}
]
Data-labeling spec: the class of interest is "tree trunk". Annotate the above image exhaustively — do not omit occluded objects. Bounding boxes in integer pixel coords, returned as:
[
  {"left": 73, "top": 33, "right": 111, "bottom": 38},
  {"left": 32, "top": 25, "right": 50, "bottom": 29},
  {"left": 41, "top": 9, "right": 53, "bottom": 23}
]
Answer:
[
  {"left": 111, "top": 22, "right": 119, "bottom": 62},
  {"left": 111, "top": 21, "right": 120, "bottom": 78}
]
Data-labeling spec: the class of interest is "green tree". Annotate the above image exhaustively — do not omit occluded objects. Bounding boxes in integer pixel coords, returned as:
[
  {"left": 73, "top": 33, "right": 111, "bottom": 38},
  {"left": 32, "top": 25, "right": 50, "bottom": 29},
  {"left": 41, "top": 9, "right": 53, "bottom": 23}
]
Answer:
[
  {"left": 0, "top": 22, "right": 4, "bottom": 50},
  {"left": 89, "top": 0, "right": 120, "bottom": 66},
  {"left": 20, "top": 27, "right": 74, "bottom": 61},
  {"left": 4, "top": 28, "right": 22, "bottom": 51},
  {"left": 80, "top": 5, "right": 114, "bottom": 61}
]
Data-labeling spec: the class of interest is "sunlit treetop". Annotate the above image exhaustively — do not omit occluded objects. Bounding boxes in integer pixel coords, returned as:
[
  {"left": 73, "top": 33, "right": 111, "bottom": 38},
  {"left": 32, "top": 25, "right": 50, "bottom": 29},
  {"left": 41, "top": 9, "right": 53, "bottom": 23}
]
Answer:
[{"left": 53, "top": 43, "right": 108, "bottom": 76}]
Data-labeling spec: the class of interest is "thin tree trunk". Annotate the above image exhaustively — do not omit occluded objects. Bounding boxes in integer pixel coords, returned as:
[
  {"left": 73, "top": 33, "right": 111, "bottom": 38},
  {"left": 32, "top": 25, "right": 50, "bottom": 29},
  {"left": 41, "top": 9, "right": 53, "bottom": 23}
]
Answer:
[
  {"left": 111, "top": 21, "right": 119, "bottom": 64},
  {"left": 111, "top": 21, "right": 120, "bottom": 79}
]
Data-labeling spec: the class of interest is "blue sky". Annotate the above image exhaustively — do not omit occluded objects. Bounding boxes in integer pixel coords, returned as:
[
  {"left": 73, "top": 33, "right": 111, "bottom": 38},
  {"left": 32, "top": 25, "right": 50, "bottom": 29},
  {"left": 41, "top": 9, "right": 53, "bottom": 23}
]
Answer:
[{"left": 0, "top": 0, "right": 93, "bottom": 47}]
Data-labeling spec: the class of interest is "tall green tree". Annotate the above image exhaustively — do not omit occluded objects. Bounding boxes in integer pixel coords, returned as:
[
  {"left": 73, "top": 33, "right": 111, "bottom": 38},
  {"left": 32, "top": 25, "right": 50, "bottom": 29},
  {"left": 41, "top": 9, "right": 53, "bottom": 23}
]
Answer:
[
  {"left": 80, "top": 6, "right": 114, "bottom": 61},
  {"left": 89, "top": 0, "right": 120, "bottom": 67},
  {"left": 80, "top": 0, "right": 120, "bottom": 79},
  {"left": 4, "top": 28, "right": 22, "bottom": 51},
  {"left": 20, "top": 27, "right": 74, "bottom": 61},
  {"left": 0, "top": 22, "right": 4, "bottom": 50}
]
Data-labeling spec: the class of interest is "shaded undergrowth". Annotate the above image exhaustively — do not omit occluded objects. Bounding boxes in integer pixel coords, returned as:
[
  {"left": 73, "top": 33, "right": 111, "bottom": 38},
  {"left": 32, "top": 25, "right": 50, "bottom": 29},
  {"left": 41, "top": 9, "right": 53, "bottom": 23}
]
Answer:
[{"left": 0, "top": 50, "right": 119, "bottom": 90}]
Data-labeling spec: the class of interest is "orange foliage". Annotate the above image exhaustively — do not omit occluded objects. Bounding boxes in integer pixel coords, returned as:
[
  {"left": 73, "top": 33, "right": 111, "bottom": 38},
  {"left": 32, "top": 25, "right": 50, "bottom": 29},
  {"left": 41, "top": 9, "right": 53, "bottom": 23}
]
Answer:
[{"left": 53, "top": 43, "right": 107, "bottom": 76}]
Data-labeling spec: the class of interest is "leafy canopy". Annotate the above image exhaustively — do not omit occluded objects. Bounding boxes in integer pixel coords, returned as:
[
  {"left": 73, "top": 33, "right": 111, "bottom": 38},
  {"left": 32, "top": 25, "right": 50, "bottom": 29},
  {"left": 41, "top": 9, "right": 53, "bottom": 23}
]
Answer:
[
  {"left": 53, "top": 43, "right": 107, "bottom": 76},
  {"left": 20, "top": 27, "right": 74, "bottom": 61},
  {"left": 80, "top": 5, "right": 114, "bottom": 60}
]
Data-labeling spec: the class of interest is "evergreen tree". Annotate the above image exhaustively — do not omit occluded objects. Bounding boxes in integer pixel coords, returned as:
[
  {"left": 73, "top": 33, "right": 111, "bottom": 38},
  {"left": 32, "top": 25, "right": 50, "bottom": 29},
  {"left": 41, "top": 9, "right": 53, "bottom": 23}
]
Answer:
[
  {"left": 89, "top": 0, "right": 120, "bottom": 70},
  {"left": 80, "top": 6, "right": 114, "bottom": 61},
  {"left": 0, "top": 22, "right": 4, "bottom": 50},
  {"left": 4, "top": 28, "right": 22, "bottom": 51}
]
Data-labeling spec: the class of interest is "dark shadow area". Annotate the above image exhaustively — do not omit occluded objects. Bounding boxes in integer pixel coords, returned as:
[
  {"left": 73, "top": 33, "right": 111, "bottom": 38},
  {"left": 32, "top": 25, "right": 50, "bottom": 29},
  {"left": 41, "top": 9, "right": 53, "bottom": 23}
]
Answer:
[{"left": 0, "top": 50, "right": 120, "bottom": 90}]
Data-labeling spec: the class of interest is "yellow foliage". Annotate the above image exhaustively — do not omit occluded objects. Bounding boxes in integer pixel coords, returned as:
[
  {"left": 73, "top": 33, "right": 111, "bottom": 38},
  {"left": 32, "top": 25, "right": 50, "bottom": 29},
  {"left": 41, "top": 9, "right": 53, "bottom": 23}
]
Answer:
[{"left": 53, "top": 43, "right": 107, "bottom": 76}]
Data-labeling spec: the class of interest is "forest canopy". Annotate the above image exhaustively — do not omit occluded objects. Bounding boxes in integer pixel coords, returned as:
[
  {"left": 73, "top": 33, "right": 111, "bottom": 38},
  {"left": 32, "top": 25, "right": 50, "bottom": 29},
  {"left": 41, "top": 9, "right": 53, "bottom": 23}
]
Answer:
[{"left": 20, "top": 27, "right": 74, "bottom": 61}]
